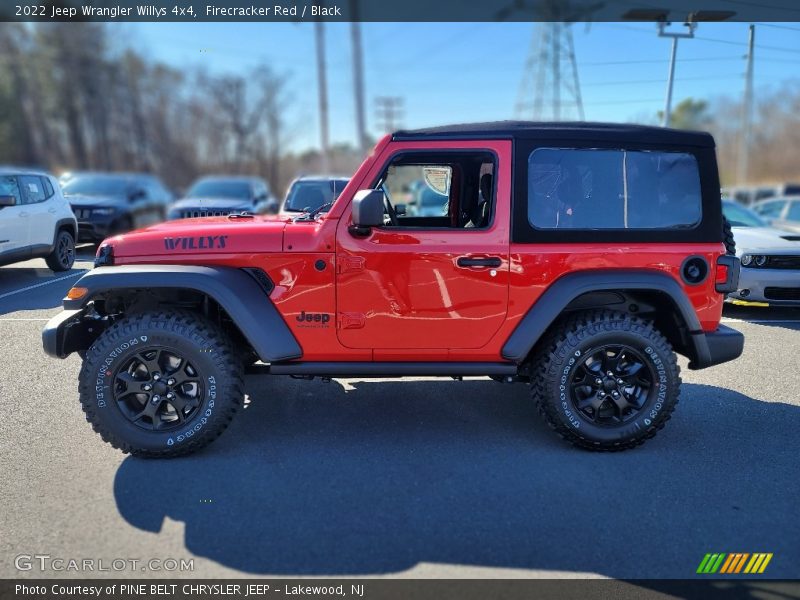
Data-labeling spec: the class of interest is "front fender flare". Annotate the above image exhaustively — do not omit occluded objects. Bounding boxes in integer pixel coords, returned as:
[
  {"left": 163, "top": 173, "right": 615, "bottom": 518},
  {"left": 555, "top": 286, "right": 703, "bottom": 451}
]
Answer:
[{"left": 57, "top": 265, "right": 301, "bottom": 362}]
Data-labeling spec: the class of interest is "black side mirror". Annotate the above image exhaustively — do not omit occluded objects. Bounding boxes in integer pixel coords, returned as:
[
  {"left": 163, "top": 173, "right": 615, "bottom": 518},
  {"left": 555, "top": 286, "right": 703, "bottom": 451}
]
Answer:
[
  {"left": 350, "top": 190, "right": 385, "bottom": 235},
  {"left": 0, "top": 195, "right": 16, "bottom": 208}
]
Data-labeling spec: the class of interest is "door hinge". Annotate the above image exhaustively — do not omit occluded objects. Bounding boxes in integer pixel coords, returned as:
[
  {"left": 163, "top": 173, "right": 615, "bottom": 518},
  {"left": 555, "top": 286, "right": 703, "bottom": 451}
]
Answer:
[
  {"left": 336, "top": 256, "right": 365, "bottom": 274},
  {"left": 338, "top": 312, "right": 366, "bottom": 329}
]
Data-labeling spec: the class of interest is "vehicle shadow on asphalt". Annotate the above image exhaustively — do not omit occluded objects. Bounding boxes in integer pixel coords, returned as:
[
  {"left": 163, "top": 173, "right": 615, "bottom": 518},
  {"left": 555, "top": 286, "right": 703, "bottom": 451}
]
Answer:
[
  {"left": 113, "top": 378, "right": 799, "bottom": 578},
  {"left": 724, "top": 304, "right": 800, "bottom": 332}
]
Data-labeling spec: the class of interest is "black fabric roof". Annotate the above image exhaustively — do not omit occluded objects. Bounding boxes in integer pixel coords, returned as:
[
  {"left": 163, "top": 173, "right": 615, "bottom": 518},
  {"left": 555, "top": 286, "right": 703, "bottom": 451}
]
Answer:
[{"left": 393, "top": 121, "right": 715, "bottom": 147}]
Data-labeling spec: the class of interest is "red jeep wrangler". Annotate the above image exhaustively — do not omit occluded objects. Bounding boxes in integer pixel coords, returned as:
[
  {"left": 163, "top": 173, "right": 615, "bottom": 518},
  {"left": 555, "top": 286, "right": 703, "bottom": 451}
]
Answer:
[{"left": 43, "top": 122, "right": 743, "bottom": 456}]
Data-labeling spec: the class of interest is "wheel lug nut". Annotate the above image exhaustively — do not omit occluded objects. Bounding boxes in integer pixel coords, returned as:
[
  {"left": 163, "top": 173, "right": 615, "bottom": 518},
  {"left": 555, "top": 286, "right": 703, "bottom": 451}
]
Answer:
[
  {"left": 151, "top": 394, "right": 161, "bottom": 404},
  {"left": 595, "top": 378, "right": 603, "bottom": 386},
  {"left": 598, "top": 391, "right": 606, "bottom": 398},
  {"left": 167, "top": 378, "right": 176, "bottom": 386},
  {"left": 607, "top": 371, "right": 614, "bottom": 377},
  {"left": 612, "top": 390, "right": 620, "bottom": 397},
  {"left": 166, "top": 392, "right": 174, "bottom": 399},
  {"left": 153, "top": 374, "right": 160, "bottom": 381},
  {"left": 143, "top": 384, "right": 152, "bottom": 391},
  {"left": 617, "top": 378, "right": 624, "bottom": 386}
]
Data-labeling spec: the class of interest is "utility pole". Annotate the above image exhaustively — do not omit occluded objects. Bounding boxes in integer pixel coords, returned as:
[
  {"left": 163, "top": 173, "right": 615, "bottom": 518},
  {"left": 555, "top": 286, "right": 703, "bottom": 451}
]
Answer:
[
  {"left": 314, "top": 20, "right": 330, "bottom": 174},
  {"left": 375, "top": 97, "right": 404, "bottom": 133},
  {"left": 738, "top": 24, "right": 755, "bottom": 184},
  {"left": 657, "top": 20, "right": 696, "bottom": 127},
  {"left": 623, "top": 9, "right": 735, "bottom": 127},
  {"left": 350, "top": 16, "right": 368, "bottom": 154}
]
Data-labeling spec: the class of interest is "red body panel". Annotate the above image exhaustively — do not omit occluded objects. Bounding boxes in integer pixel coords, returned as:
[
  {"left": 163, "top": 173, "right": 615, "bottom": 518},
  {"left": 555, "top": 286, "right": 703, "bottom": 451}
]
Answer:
[{"left": 104, "top": 134, "right": 726, "bottom": 363}]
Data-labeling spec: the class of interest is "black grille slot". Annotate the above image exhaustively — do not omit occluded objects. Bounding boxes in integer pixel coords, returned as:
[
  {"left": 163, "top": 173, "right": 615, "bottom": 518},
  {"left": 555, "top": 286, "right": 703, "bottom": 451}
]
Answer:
[
  {"left": 764, "top": 287, "right": 800, "bottom": 301},
  {"left": 181, "top": 210, "right": 231, "bottom": 218},
  {"left": 765, "top": 255, "right": 800, "bottom": 270}
]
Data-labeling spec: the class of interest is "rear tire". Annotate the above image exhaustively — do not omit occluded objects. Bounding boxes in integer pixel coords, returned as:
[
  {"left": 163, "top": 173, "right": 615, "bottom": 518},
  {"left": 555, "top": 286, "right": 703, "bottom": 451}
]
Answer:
[
  {"left": 78, "top": 311, "right": 244, "bottom": 457},
  {"left": 45, "top": 229, "right": 75, "bottom": 272},
  {"left": 531, "top": 310, "right": 681, "bottom": 451}
]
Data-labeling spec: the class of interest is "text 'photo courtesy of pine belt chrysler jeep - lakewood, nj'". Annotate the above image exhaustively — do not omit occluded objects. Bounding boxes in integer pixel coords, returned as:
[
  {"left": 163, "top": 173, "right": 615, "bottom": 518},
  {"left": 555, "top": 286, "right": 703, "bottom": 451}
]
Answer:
[{"left": 42, "top": 121, "right": 744, "bottom": 457}]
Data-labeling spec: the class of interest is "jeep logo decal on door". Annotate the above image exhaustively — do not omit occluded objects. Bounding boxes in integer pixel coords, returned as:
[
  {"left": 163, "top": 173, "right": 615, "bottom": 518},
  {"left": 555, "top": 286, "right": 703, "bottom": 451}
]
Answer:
[
  {"left": 164, "top": 235, "right": 229, "bottom": 251},
  {"left": 295, "top": 311, "right": 331, "bottom": 328}
]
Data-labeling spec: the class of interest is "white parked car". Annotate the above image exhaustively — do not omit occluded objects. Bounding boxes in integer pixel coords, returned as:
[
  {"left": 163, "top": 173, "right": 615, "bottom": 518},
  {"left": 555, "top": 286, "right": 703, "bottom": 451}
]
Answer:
[
  {"left": 723, "top": 200, "right": 800, "bottom": 306},
  {"left": 0, "top": 168, "right": 78, "bottom": 272}
]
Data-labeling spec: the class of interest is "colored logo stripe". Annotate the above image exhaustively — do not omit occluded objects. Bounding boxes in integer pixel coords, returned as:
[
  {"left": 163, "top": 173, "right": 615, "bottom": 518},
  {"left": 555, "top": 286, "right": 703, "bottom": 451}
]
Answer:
[{"left": 697, "top": 553, "right": 773, "bottom": 574}]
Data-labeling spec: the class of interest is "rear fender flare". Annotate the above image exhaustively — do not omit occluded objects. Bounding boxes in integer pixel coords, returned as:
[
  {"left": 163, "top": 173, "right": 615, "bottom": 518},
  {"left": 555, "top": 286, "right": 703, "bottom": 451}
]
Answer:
[{"left": 501, "top": 270, "right": 709, "bottom": 365}]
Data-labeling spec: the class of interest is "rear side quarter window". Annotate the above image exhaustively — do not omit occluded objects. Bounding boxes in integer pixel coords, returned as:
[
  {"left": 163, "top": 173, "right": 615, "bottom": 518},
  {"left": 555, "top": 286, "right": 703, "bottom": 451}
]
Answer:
[{"left": 527, "top": 148, "right": 702, "bottom": 230}]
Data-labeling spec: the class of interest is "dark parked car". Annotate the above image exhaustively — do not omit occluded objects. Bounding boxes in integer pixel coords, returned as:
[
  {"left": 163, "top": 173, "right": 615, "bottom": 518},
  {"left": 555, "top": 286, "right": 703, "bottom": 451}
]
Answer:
[
  {"left": 168, "top": 176, "right": 276, "bottom": 219},
  {"left": 62, "top": 173, "right": 173, "bottom": 243},
  {"left": 280, "top": 176, "right": 350, "bottom": 216}
]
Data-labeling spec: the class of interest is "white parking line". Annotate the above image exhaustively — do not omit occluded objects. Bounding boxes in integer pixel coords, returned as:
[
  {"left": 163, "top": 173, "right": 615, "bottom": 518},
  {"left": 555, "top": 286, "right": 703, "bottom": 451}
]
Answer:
[
  {"left": 0, "top": 270, "right": 86, "bottom": 301},
  {"left": 722, "top": 318, "right": 800, "bottom": 324}
]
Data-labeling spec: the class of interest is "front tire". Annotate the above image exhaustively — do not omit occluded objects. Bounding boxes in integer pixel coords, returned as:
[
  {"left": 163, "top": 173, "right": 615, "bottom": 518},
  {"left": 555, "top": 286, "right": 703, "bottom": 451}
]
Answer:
[
  {"left": 78, "top": 311, "right": 244, "bottom": 457},
  {"left": 45, "top": 229, "right": 75, "bottom": 272},
  {"left": 531, "top": 310, "right": 681, "bottom": 451}
]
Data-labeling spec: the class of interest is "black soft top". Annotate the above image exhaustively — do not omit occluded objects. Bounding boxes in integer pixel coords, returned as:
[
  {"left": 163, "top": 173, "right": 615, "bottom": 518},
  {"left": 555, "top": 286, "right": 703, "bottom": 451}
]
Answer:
[{"left": 393, "top": 121, "right": 715, "bottom": 148}]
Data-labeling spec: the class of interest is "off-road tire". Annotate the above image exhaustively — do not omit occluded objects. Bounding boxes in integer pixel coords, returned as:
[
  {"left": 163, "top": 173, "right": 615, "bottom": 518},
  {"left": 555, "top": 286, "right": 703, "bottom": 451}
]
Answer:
[
  {"left": 531, "top": 310, "right": 681, "bottom": 451},
  {"left": 45, "top": 229, "right": 75, "bottom": 272},
  {"left": 722, "top": 215, "right": 736, "bottom": 255},
  {"left": 78, "top": 310, "right": 244, "bottom": 457}
]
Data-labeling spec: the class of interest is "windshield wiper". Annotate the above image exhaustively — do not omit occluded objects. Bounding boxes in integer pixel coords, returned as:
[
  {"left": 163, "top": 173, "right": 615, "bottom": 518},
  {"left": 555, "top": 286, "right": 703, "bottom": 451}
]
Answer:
[{"left": 294, "top": 202, "right": 334, "bottom": 221}]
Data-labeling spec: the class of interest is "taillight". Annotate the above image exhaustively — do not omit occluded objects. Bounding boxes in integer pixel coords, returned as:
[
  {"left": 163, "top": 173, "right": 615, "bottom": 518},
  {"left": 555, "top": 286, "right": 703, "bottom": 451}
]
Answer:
[{"left": 715, "top": 255, "right": 739, "bottom": 294}]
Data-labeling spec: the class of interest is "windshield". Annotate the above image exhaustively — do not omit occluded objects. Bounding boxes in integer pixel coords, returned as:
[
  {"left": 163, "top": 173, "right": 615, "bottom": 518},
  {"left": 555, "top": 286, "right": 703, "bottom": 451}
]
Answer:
[
  {"left": 187, "top": 180, "right": 252, "bottom": 200},
  {"left": 723, "top": 201, "right": 767, "bottom": 228},
  {"left": 284, "top": 180, "right": 346, "bottom": 212},
  {"left": 62, "top": 176, "right": 131, "bottom": 197}
]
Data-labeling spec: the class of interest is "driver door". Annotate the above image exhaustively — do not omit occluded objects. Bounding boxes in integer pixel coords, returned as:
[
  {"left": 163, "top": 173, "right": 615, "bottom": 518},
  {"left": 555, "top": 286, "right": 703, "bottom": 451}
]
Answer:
[{"left": 335, "top": 141, "right": 511, "bottom": 354}]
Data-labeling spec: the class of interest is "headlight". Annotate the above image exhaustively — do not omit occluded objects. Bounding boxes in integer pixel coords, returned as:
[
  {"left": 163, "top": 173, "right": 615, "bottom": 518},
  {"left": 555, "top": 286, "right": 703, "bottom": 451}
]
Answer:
[
  {"left": 92, "top": 207, "right": 116, "bottom": 216},
  {"left": 741, "top": 254, "right": 753, "bottom": 266},
  {"left": 754, "top": 255, "right": 767, "bottom": 267},
  {"left": 94, "top": 244, "right": 114, "bottom": 268}
]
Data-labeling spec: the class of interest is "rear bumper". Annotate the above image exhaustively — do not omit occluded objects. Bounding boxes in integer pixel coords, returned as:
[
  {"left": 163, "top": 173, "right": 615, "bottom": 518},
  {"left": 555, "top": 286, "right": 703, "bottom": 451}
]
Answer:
[{"left": 688, "top": 324, "right": 744, "bottom": 370}]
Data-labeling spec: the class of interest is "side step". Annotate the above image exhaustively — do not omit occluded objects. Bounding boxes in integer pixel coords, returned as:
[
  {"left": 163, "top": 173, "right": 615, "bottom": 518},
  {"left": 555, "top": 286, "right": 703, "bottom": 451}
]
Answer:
[{"left": 247, "top": 361, "right": 518, "bottom": 378}]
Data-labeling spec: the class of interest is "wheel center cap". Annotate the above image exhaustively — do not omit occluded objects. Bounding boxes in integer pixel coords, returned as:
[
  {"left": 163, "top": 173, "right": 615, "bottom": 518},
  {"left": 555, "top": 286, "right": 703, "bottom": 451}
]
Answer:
[
  {"left": 603, "top": 379, "right": 617, "bottom": 392},
  {"left": 153, "top": 381, "right": 169, "bottom": 395}
]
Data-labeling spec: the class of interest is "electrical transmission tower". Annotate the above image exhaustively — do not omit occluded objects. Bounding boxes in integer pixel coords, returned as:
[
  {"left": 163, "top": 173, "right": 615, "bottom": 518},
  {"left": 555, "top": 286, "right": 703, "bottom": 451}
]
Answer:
[
  {"left": 515, "top": 22, "right": 584, "bottom": 121},
  {"left": 375, "top": 97, "right": 404, "bottom": 133}
]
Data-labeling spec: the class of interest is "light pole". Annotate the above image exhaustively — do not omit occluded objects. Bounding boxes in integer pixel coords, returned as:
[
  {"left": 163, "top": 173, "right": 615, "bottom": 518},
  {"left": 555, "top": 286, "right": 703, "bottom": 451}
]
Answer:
[{"left": 624, "top": 10, "right": 735, "bottom": 127}]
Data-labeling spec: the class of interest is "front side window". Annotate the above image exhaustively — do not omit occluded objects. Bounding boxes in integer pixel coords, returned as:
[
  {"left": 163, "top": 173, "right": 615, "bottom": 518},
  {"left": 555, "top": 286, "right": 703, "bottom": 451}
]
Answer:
[
  {"left": 528, "top": 148, "right": 702, "bottom": 230},
  {"left": 0, "top": 176, "right": 21, "bottom": 205},
  {"left": 382, "top": 165, "right": 452, "bottom": 218}
]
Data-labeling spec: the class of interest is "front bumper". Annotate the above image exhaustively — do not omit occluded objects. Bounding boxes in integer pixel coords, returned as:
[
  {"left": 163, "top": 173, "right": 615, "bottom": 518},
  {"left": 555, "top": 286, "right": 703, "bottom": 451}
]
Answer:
[
  {"left": 729, "top": 266, "right": 800, "bottom": 306},
  {"left": 688, "top": 325, "right": 745, "bottom": 370},
  {"left": 42, "top": 308, "right": 107, "bottom": 358},
  {"left": 77, "top": 218, "right": 114, "bottom": 242}
]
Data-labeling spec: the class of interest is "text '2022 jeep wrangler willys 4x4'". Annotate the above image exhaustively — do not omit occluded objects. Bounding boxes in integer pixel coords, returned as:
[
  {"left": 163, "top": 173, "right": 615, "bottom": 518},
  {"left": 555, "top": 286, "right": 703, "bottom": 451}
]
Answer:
[{"left": 43, "top": 122, "right": 744, "bottom": 456}]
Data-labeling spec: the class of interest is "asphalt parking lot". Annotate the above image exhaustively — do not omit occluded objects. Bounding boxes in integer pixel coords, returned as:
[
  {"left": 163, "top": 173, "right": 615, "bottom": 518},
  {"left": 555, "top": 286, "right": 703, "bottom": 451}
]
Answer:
[{"left": 0, "top": 249, "right": 798, "bottom": 580}]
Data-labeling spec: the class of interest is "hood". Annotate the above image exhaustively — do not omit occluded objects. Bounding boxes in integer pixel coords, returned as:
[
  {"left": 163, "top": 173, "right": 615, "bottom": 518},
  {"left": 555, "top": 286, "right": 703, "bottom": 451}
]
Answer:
[
  {"left": 104, "top": 216, "right": 287, "bottom": 259},
  {"left": 67, "top": 194, "right": 127, "bottom": 208},
  {"left": 170, "top": 197, "right": 254, "bottom": 211},
  {"left": 733, "top": 226, "right": 800, "bottom": 254}
]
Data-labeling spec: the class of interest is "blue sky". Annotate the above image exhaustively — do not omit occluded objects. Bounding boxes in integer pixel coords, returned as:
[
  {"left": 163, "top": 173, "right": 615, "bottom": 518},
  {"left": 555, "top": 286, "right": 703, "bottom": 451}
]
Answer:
[{"left": 110, "top": 21, "right": 800, "bottom": 151}]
